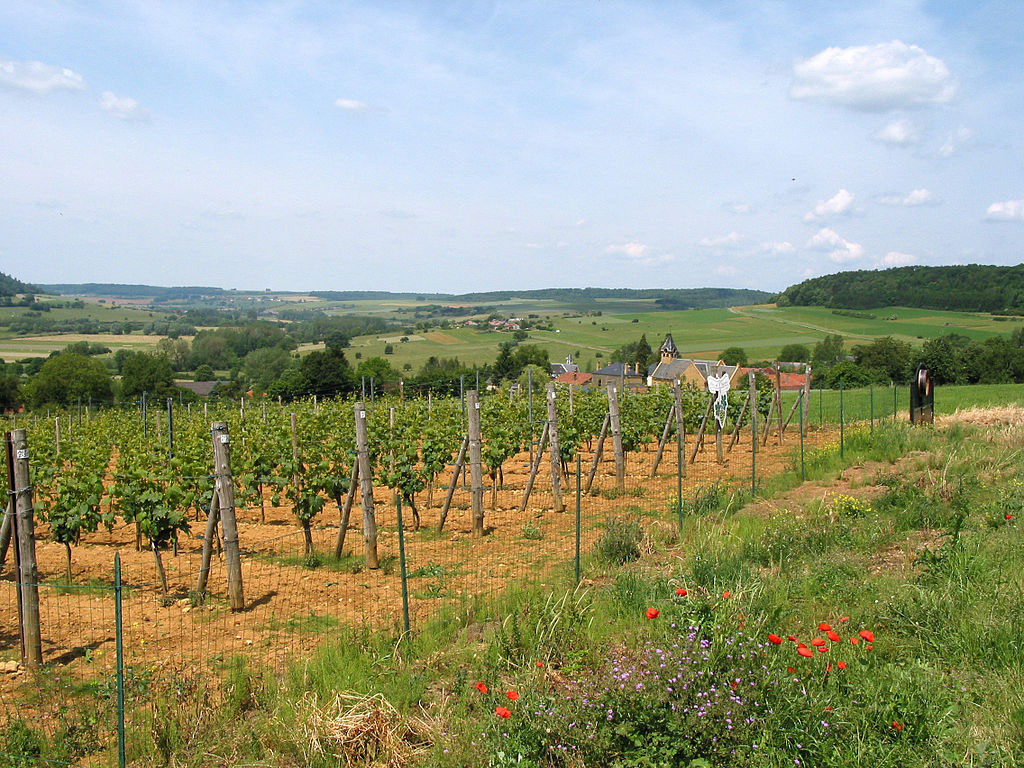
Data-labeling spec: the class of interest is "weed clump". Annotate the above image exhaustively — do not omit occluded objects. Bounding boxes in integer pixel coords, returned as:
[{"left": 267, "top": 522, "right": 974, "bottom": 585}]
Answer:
[{"left": 595, "top": 517, "right": 643, "bottom": 565}]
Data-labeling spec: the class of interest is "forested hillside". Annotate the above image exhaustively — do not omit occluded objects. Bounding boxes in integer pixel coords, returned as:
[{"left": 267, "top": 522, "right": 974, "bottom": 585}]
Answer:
[
  {"left": 778, "top": 264, "right": 1024, "bottom": 312},
  {"left": 0, "top": 271, "right": 39, "bottom": 297}
]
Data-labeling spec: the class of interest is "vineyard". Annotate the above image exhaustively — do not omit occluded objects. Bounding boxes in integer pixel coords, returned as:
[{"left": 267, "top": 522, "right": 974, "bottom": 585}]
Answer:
[{"left": 0, "top": 378, "right": 843, "bottom": 763}]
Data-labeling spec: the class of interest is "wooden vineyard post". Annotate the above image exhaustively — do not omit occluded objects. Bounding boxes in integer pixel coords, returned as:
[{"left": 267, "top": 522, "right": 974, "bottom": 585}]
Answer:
[
  {"left": 333, "top": 461, "right": 359, "bottom": 559},
  {"left": 437, "top": 436, "right": 468, "bottom": 533},
  {"left": 54, "top": 417, "right": 61, "bottom": 456},
  {"left": 546, "top": 383, "right": 565, "bottom": 512},
  {"left": 211, "top": 423, "right": 244, "bottom": 611},
  {"left": 290, "top": 413, "right": 300, "bottom": 492},
  {"left": 196, "top": 490, "right": 221, "bottom": 596},
  {"left": 760, "top": 388, "right": 775, "bottom": 447},
  {"left": 467, "top": 390, "right": 485, "bottom": 537},
  {"left": 6, "top": 429, "right": 41, "bottom": 667},
  {"left": 715, "top": 399, "right": 724, "bottom": 465},
  {"left": 608, "top": 386, "right": 625, "bottom": 490},
  {"left": 673, "top": 383, "right": 687, "bottom": 479},
  {"left": 585, "top": 414, "right": 609, "bottom": 493},
  {"left": 354, "top": 402, "right": 379, "bottom": 568},
  {"left": 519, "top": 423, "right": 550, "bottom": 511},
  {"left": 0, "top": 501, "right": 12, "bottom": 573}
]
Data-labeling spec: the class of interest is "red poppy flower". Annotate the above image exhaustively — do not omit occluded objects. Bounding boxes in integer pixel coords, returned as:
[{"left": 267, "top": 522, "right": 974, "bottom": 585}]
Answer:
[
  {"left": 859, "top": 630, "right": 875, "bottom": 642},
  {"left": 506, "top": 690, "right": 519, "bottom": 701},
  {"left": 787, "top": 666, "right": 796, "bottom": 674},
  {"left": 824, "top": 705, "right": 833, "bottom": 711},
  {"left": 536, "top": 661, "right": 544, "bottom": 668},
  {"left": 474, "top": 682, "right": 488, "bottom": 694},
  {"left": 866, "top": 644, "right": 873, "bottom": 651},
  {"left": 840, "top": 616, "right": 850, "bottom": 623},
  {"left": 826, "top": 631, "right": 841, "bottom": 643},
  {"left": 837, "top": 661, "right": 847, "bottom": 669},
  {"left": 676, "top": 588, "right": 688, "bottom": 596},
  {"left": 1005, "top": 514, "right": 1013, "bottom": 520},
  {"left": 730, "top": 681, "right": 738, "bottom": 690},
  {"left": 645, "top": 607, "right": 659, "bottom": 620},
  {"left": 825, "top": 662, "right": 833, "bottom": 672},
  {"left": 818, "top": 622, "right": 832, "bottom": 632},
  {"left": 723, "top": 591, "right": 732, "bottom": 598},
  {"left": 811, "top": 638, "right": 826, "bottom": 647},
  {"left": 798, "top": 646, "right": 814, "bottom": 658},
  {"left": 768, "top": 634, "right": 783, "bottom": 645},
  {"left": 817, "top": 645, "right": 829, "bottom": 653},
  {"left": 891, "top": 721, "right": 903, "bottom": 731},
  {"left": 495, "top": 706, "right": 512, "bottom": 719},
  {"left": 850, "top": 637, "right": 860, "bottom": 645},
  {"left": 787, "top": 635, "right": 797, "bottom": 642}
]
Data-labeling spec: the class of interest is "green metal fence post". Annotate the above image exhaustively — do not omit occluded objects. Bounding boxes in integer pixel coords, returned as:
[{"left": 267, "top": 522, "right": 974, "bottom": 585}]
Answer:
[
  {"left": 395, "top": 496, "right": 411, "bottom": 636},
  {"left": 893, "top": 381, "right": 897, "bottom": 421},
  {"left": 818, "top": 386, "right": 823, "bottom": 424},
  {"left": 575, "top": 455, "right": 581, "bottom": 585},
  {"left": 750, "top": 374, "right": 757, "bottom": 495},
  {"left": 870, "top": 385, "right": 874, "bottom": 434},
  {"left": 839, "top": 383, "right": 845, "bottom": 459},
  {"left": 799, "top": 390, "right": 805, "bottom": 482},
  {"left": 114, "top": 553, "right": 126, "bottom": 768},
  {"left": 676, "top": 423, "right": 684, "bottom": 530}
]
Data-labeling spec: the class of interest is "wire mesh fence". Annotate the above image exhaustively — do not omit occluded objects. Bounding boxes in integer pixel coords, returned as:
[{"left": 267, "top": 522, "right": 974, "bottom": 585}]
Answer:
[{"left": 0, "top": 381, "right": 873, "bottom": 765}]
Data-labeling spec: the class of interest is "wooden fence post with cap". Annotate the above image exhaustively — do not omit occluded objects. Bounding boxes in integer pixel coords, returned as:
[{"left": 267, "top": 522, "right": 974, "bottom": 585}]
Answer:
[
  {"left": 211, "top": 422, "right": 244, "bottom": 611},
  {"left": 5, "top": 429, "right": 41, "bottom": 667},
  {"left": 546, "top": 382, "right": 565, "bottom": 512},
  {"left": 355, "top": 402, "right": 379, "bottom": 568},
  {"left": 467, "top": 390, "right": 485, "bottom": 537}
]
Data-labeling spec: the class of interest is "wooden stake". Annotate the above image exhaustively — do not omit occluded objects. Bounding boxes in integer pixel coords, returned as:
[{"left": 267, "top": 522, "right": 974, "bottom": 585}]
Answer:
[
  {"left": 727, "top": 390, "right": 752, "bottom": 453},
  {"left": 585, "top": 414, "right": 609, "bottom": 493},
  {"left": 546, "top": 383, "right": 565, "bottom": 512},
  {"left": 608, "top": 386, "right": 625, "bottom": 490},
  {"left": 467, "top": 390, "right": 485, "bottom": 537},
  {"left": 519, "top": 422, "right": 550, "bottom": 512},
  {"left": 802, "top": 364, "right": 812, "bottom": 436},
  {"left": 354, "top": 402, "right": 379, "bottom": 568},
  {"left": 650, "top": 404, "right": 675, "bottom": 477},
  {"left": 6, "top": 429, "right": 41, "bottom": 666},
  {"left": 437, "top": 436, "right": 468, "bottom": 533},
  {"left": 195, "top": 492, "right": 220, "bottom": 596},
  {"left": 689, "top": 397, "right": 714, "bottom": 463},
  {"left": 54, "top": 417, "right": 61, "bottom": 456},
  {"left": 333, "top": 461, "right": 359, "bottom": 559},
  {"left": 0, "top": 501, "right": 12, "bottom": 574}
]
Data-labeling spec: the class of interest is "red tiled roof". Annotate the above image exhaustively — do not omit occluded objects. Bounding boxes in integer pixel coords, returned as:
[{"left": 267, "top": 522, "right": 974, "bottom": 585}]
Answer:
[{"left": 556, "top": 371, "right": 593, "bottom": 385}]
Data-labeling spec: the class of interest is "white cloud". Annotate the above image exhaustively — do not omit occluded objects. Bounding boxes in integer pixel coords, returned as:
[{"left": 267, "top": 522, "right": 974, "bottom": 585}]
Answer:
[
  {"left": 0, "top": 57, "right": 85, "bottom": 93},
  {"left": 985, "top": 200, "right": 1024, "bottom": 222},
  {"left": 806, "top": 227, "right": 865, "bottom": 263},
  {"left": 804, "top": 189, "right": 854, "bottom": 222},
  {"left": 873, "top": 117, "right": 921, "bottom": 146},
  {"left": 879, "top": 251, "right": 918, "bottom": 266},
  {"left": 100, "top": 91, "right": 147, "bottom": 120},
  {"left": 762, "top": 241, "right": 796, "bottom": 256},
  {"left": 698, "top": 231, "right": 745, "bottom": 248},
  {"left": 723, "top": 202, "right": 752, "bottom": 214},
  {"left": 605, "top": 242, "right": 674, "bottom": 265},
  {"left": 937, "top": 126, "right": 972, "bottom": 157},
  {"left": 875, "top": 188, "right": 938, "bottom": 206},
  {"left": 715, "top": 265, "right": 739, "bottom": 276},
  {"left": 790, "top": 41, "right": 956, "bottom": 111},
  {"left": 334, "top": 98, "right": 369, "bottom": 111}
]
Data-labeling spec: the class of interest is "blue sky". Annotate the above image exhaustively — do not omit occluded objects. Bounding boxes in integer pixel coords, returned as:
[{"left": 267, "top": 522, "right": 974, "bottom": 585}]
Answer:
[{"left": 1, "top": 1, "right": 1022, "bottom": 293}]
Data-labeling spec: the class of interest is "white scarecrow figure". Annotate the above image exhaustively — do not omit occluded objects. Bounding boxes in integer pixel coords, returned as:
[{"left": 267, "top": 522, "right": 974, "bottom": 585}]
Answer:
[{"left": 707, "top": 367, "right": 731, "bottom": 429}]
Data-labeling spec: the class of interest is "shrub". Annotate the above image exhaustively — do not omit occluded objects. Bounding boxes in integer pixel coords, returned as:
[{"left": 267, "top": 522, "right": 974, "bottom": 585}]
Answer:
[{"left": 595, "top": 517, "right": 643, "bottom": 565}]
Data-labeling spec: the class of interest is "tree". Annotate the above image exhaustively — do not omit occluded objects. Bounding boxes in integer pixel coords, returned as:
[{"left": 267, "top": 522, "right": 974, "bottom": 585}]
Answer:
[
  {"left": 296, "top": 347, "right": 355, "bottom": 397},
  {"left": 721, "top": 347, "right": 747, "bottom": 366},
  {"left": 356, "top": 356, "right": 398, "bottom": 385},
  {"left": 240, "top": 347, "right": 292, "bottom": 391},
  {"left": 852, "top": 336, "right": 914, "bottom": 383},
  {"left": 0, "top": 374, "right": 21, "bottom": 410},
  {"left": 120, "top": 352, "right": 176, "bottom": 399},
  {"left": 23, "top": 354, "right": 112, "bottom": 407},
  {"left": 822, "top": 361, "right": 872, "bottom": 389},
  {"left": 919, "top": 334, "right": 971, "bottom": 384},
  {"left": 779, "top": 343, "right": 810, "bottom": 363},
  {"left": 635, "top": 334, "right": 653, "bottom": 370},
  {"left": 812, "top": 334, "right": 845, "bottom": 371},
  {"left": 194, "top": 364, "right": 216, "bottom": 382}
]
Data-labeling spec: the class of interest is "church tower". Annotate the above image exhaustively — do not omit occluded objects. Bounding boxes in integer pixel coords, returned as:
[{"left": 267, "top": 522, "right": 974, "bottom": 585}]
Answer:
[{"left": 659, "top": 333, "right": 679, "bottom": 364}]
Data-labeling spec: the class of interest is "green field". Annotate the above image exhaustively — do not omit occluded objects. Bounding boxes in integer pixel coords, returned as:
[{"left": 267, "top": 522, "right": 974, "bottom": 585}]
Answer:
[{"left": 346, "top": 304, "right": 1018, "bottom": 372}]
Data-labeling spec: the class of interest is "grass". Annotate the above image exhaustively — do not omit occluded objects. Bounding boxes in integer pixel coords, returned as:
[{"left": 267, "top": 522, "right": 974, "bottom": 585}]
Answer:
[{"left": 7, "top": 415, "right": 1024, "bottom": 767}]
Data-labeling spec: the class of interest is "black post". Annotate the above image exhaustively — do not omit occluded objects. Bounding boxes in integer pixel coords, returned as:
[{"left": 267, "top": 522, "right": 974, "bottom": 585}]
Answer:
[{"left": 166, "top": 397, "right": 174, "bottom": 462}]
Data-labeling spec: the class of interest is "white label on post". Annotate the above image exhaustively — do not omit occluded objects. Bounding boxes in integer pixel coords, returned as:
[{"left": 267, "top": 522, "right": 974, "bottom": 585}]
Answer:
[
  {"left": 359, "top": 410, "right": 366, "bottom": 419},
  {"left": 16, "top": 449, "right": 28, "bottom": 460},
  {"left": 475, "top": 402, "right": 480, "bottom": 409},
  {"left": 219, "top": 435, "right": 229, "bottom": 444}
]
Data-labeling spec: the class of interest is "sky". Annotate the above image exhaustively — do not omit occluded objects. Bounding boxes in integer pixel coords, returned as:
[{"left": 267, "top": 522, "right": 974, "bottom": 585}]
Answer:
[{"left": 1, "top": 1, "right": 1022, "bottom": 293}]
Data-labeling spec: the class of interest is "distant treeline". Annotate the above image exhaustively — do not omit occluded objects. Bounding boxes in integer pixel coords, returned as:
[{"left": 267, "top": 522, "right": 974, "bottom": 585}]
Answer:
[
  {"left": 41, "top": 283, "right": 226, "bottom": 301},
  {"left": 778, "top": 264, "right": 1024, "bottom": 312}
]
